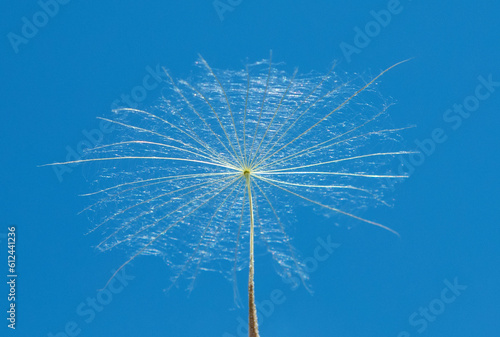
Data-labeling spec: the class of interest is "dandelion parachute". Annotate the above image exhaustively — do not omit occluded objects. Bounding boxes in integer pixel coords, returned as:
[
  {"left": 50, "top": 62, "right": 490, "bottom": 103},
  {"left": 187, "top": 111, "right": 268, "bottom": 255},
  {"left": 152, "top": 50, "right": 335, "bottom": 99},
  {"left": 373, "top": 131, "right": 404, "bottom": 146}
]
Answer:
[{"left": 44, "top": 53, "right": 412, "bottom": 336}]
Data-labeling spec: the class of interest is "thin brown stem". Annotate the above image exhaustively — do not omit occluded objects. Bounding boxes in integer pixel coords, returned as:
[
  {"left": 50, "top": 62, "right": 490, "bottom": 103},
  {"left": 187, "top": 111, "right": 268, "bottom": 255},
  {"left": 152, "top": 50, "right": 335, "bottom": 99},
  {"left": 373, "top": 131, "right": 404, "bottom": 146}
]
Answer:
[{"left": 245, "top": 172, "right": 260, "bottom": 337}]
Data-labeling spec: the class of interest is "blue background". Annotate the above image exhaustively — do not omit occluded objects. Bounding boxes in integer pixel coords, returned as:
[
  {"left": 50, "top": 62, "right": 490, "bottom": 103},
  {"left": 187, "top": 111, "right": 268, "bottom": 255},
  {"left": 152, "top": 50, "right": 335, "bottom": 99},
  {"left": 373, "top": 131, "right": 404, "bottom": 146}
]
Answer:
[{"left": 1, "top": 0, "right": 499, "bottom": 336}]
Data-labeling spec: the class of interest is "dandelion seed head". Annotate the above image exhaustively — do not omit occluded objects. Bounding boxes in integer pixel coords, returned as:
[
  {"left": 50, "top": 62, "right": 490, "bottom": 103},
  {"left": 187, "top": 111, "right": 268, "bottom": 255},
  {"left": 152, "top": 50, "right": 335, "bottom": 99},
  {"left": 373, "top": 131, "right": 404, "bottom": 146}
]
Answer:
[{"left": 74, "top": 55, "right": 411, "bottom": 298}]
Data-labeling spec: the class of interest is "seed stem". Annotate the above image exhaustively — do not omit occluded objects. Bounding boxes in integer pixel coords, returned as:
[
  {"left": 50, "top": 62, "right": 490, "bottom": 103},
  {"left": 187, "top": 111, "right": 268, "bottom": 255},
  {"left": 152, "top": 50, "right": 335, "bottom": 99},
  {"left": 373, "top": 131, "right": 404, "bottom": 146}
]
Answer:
[{"left": 245, "top": 172, "right": 260, "bottom": 337}]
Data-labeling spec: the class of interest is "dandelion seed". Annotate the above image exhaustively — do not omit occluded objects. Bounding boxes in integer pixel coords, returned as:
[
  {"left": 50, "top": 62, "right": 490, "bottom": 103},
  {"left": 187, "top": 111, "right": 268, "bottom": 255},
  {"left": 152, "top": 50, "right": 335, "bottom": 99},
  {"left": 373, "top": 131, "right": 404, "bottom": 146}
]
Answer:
[{"left": 42, "top": 52, "right": 413, "bottom": 336}]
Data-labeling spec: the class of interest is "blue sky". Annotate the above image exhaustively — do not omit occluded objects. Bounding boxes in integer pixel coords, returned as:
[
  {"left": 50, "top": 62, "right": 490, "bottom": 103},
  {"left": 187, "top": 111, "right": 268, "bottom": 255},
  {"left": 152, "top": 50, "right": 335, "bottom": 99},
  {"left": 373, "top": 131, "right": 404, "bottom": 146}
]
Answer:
[{"left": 1, "top": 1, "right": 499, "bottom": 336}]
